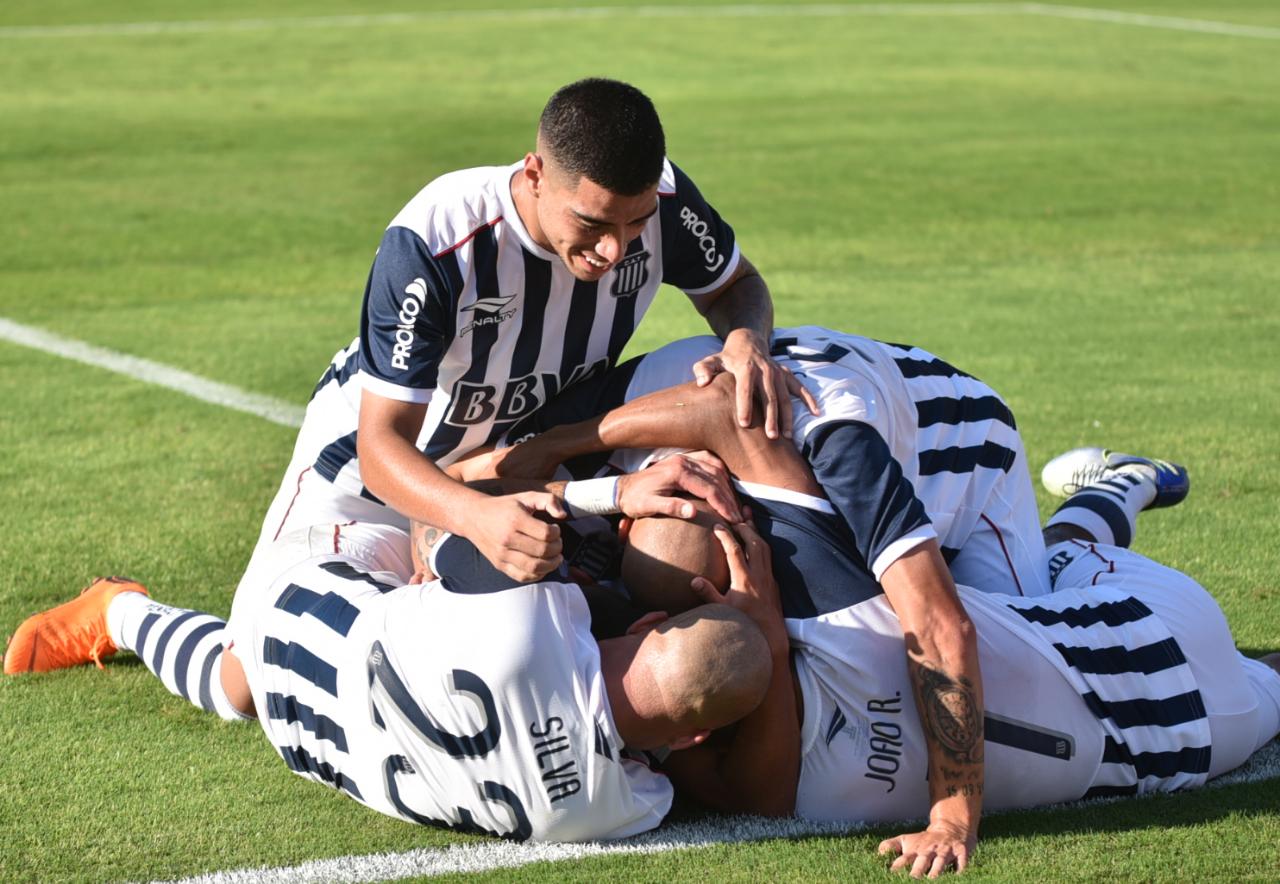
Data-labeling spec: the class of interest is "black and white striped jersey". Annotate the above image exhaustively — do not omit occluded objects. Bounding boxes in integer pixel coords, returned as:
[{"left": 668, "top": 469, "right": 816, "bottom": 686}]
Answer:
[
  {"left": 234, "top": 530, "right": 672, "bottom": 842},
  {"left": 297, "top": 158, "right": 738, "bottom": 507},
  {"left": 528, "top": 326, "right": 1044, "bottom": 592},
  {"left": 793, "top": 547, "right": 1219, "bottom": 824}
]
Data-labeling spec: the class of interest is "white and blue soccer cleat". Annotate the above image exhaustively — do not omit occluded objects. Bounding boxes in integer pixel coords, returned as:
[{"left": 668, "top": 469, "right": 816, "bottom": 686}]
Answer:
[{"left": 1041, "top": 447, "right": 1189, "bottom": 509}]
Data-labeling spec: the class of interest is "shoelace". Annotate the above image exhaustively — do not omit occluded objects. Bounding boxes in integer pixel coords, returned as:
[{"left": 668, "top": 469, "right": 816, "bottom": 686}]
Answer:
[
  {"left": 88, "top": 634, "right": 114, "bottom": 670},
  {"left": 1064, "top": 462, "right": 1112, "bottom": 495}
]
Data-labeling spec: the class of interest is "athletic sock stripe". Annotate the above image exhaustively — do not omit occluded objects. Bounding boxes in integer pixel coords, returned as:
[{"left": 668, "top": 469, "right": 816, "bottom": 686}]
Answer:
[
  {"left": 918, "top": 442, "right": 1016, "bottom": 476},
  {"left": 914, "top": 395, "right": 1016, "bottom": 430},
  {"left": 132, "top": 612, "right": 162, "bottom": 659},
  {"left": 313, "top": 430, "right": 358, "bottom": 483},
  {"left": 274, "top": 584, "right": 361, "bottom": 636},
  {"left": 148, "top": 611, "right": 201, "bottom": 675},
  {"left": 1081, "top": 689, "right": 1207, "bottom": 730},
  {"left": 1082, "top": 783, "right": 1139, "bottom": 800},
  {"left": 172, "top": 621, "right": 224, "bottom": 702},
  {"left": 1014, "top": 596, "right": 1152, "bottom": 628},
  {"left": 1101, "top": 737, "right": 1212, "bottom": 778},
  {"left": 262, "top": 637, "right": 338, "bottom": 696},
  {"left": 317, "top": 560, "right": 397, "bottom": 593},
  {"left": 197, "top": 643, "right": 222, "bottom": 712},
  {"left": 1052, "top": 493, "right": 1132, "bottom": 548},
  {"left": 279, "top": 745, "right": 363, "bottom": 800},
  {"left": 893, "top": 355, "right": 973, "bottom": 380},
  {"left": 265, "top": 692, "right": 349, "bottom": 752},
  {"left": 1051, "top": 636, "right": 1188, "bottom": 676}
]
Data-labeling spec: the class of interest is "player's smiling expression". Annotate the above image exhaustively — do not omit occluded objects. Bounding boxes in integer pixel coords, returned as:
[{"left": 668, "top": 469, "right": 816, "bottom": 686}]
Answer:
[{"left": 514, "top": 151, "right": 658, "bottom": 282}]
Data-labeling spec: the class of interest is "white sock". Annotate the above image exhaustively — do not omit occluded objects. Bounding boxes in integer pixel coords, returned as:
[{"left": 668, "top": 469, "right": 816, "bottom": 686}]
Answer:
[
  {"left": 105, "top": 593, "right": 249, "bottom": 722},
  {"left": 1044, "top": 469, "right": 1156, "bottom": 549}
]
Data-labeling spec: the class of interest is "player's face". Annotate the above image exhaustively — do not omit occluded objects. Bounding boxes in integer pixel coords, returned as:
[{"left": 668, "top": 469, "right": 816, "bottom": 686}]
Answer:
[{"left": 524, "top": 154, "right": 659, "bottom": 282}]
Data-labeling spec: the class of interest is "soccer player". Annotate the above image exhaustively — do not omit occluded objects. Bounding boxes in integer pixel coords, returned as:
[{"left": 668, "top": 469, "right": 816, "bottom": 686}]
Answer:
[
  {"left": 469, "top": 325, "right": 1049, "bottom": 864},
  {"left": 277, "top": 77, "right": 809, "bottom": 587},
  {"left": 653, "top": 451, "right": 1280, "bottom": 877},
  {"left": 1, "top": 513, "right": 771, "bottom": 843}
]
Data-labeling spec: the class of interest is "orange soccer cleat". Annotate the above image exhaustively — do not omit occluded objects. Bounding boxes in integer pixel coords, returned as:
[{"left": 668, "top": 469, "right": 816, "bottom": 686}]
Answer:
[{"left": 3, "top": 576, "right": 149, "bottom": 675}]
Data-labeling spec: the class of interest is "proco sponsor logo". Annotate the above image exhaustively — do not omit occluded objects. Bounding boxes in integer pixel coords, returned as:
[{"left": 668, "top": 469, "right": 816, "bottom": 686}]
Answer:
[
  {"left": 679, "top": 206, "right": 725, "bottom": 273},
  {"left": 391, "top": 278, "right": 429, "bottom": 371},
  {"left": 459, "top": 294, "right": 517, "bottom": 337}
]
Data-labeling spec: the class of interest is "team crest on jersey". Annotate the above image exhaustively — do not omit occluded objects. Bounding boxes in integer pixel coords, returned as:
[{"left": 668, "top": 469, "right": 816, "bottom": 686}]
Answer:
[
  {"left": 460, "top": 294, "right": 517, "bottom": 337},
  {"left": 609, "top": 250, "right": 650, "bottom": 299}
]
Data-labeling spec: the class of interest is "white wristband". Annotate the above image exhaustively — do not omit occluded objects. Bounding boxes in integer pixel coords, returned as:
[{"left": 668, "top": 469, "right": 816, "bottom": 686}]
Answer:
[{"left": 563, "top": 477, "right": 621, "bottom": 519}]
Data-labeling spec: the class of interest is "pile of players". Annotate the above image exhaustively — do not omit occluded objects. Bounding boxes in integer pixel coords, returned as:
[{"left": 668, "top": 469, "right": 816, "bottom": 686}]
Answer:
[{"left": 7, "top": 79, "right": 1278, "bottom": 877}]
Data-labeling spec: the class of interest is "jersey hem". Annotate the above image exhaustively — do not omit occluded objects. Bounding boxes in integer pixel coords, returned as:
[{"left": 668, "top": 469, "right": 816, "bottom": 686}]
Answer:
[
  {"left": 871, "top": 526, "right": 938, "bottom": 580},
  {"left": 358, "top": 371, "right": 436, "bottom": 404},
  {"left": 683, "top": 242, "right": 742, "bottom": 301},
  {"left": 733, "top": 479, "right": 835, "bottom": 514}
]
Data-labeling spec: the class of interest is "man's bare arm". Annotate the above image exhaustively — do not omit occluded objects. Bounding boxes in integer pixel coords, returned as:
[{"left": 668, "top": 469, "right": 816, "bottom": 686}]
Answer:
[
  {"left": 659, "top": 522, "right": 800, "bottom": 816},
  {"left": 358, "top": 390, "right": 566, "bottom": 582},
  {"left": 494, "top": 372, "right": 821, "bottom": 496},
  {"left": 692, "top": 255, "right": 817, "bottom": 439},
  {"left": 878, "top": 541, "right": 984, "bottom": 877}
]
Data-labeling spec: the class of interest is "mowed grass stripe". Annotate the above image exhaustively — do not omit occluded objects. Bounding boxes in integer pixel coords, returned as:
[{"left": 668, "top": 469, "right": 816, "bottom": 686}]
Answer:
[
  {"left": 0, "top": 317, "right": 304, "bottom": 428},
  {"left": 1, "top": 3, "right": 1278, "bottom": 41}
]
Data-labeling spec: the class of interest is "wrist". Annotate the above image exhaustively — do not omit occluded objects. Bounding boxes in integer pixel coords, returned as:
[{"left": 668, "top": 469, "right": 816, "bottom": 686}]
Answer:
[{"left": 563, "top": 477, "right": 621, "bottom": 518}]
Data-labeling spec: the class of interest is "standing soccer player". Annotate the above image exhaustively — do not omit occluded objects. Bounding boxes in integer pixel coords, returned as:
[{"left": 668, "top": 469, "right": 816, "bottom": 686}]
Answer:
[{"left": 281, "top": 78, "right": 803, "bottom": 584}]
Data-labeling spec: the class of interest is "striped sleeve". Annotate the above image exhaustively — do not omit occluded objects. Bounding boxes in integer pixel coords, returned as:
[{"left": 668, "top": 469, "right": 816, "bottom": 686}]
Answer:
[
  {"left": 357, "top": 226, "right": 461, "bottom": 403},
  {"left": 658, "top": 161, "right": 740, "bottom": 306}
]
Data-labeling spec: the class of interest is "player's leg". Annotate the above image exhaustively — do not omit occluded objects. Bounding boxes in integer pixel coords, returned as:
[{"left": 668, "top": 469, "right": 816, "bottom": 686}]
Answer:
[
  {"left": 3, "top": 576, "right": 250, "bottom": 722},
  {"left": 945, "top": 433, "right": 1049, "bottom": 597},
  {"left": 1041, "top": 447, "right": 1189, "bottom": 550},
  {"left": 1048, "top": 540, "right": 1278, "bottom": 778}
]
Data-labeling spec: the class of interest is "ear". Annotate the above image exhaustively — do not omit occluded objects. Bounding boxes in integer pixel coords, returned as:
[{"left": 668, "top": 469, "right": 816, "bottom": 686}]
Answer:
[
  {"left": 625, "top": 610, "right": 668, "bottom": 636},
  {"left": 617, "top": 516, "right": 634, "bottom": 545},
  {"left": 667, "top": 729, "right": 712, "bottom": 752},
  {"left": 522, "top": 152, "right": 544, "bottom": 197}
]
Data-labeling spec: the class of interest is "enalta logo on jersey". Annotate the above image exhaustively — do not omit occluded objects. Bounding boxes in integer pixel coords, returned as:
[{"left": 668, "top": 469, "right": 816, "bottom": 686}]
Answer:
[
  {"left": 459, "top": 294, "right": 517, "bottom": 337},
  {"left": 609, "top": 250, "right": 650, "bottom": 298}
]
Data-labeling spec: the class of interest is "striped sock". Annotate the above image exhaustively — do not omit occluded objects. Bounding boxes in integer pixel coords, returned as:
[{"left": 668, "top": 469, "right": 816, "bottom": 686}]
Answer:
[
  {"left": 1044, "top": 471, "right": 1156, "bottom": 549},
  {"left": 106, "top": 593, "right": 249, "bottom": 721}
]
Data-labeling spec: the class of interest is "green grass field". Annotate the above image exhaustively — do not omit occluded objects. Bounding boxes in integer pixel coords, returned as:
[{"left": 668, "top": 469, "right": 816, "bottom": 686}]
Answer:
[{"left": 2, "top": 2, "right": 1279, "bottom": 880}]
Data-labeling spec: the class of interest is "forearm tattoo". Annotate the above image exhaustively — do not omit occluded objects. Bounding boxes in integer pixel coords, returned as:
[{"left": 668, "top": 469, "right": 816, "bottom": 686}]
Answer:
[
  {"left": 410, "top": 520, "right": 445, "bottom": 571},
  {"left": 909, "top": 660, "right": 984, "bottom": 771}
]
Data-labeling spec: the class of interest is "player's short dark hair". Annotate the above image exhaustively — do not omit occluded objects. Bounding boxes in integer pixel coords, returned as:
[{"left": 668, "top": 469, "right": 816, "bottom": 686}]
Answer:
[{"left": 538, "top": 78, "right": 665, "bottom": 195}]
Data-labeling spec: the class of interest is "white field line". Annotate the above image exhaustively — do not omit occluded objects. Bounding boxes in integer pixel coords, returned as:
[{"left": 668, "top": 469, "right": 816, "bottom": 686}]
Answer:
[
  {"left": 1, "top": 3, "right": 1277, "bottom": 40},
  {"left": 0, "top": 317, "right": 304, "bottom": 429},
  {"left": 1023, "top": 3, "right": 1280, "bottom": 39},
  {"left": 167, "top": 740, "right": 1280, "bottom": 883}
]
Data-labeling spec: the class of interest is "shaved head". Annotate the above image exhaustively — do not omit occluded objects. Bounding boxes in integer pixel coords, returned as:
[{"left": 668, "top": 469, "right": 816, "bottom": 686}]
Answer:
[
  {"left": 641, "top": 605, "right": 773, "bottom": 733},
  {"left": 622, "top": 503, "right": 730, "bottom": 614}
]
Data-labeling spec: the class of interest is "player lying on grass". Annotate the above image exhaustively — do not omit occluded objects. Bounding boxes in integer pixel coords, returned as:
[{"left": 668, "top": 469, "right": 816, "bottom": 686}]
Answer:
[
  {"left": 1, "top": 515, "right": 770, "bottom": 841},
  {"left": 459, "top": 325, "right": 1056, "bottom": 863},
  {"left": 5, "top": 451, "right": 1276, "bottom": 857},
  {"left": 651, "top": 449, "right": 1280, "bottom": 878}
]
